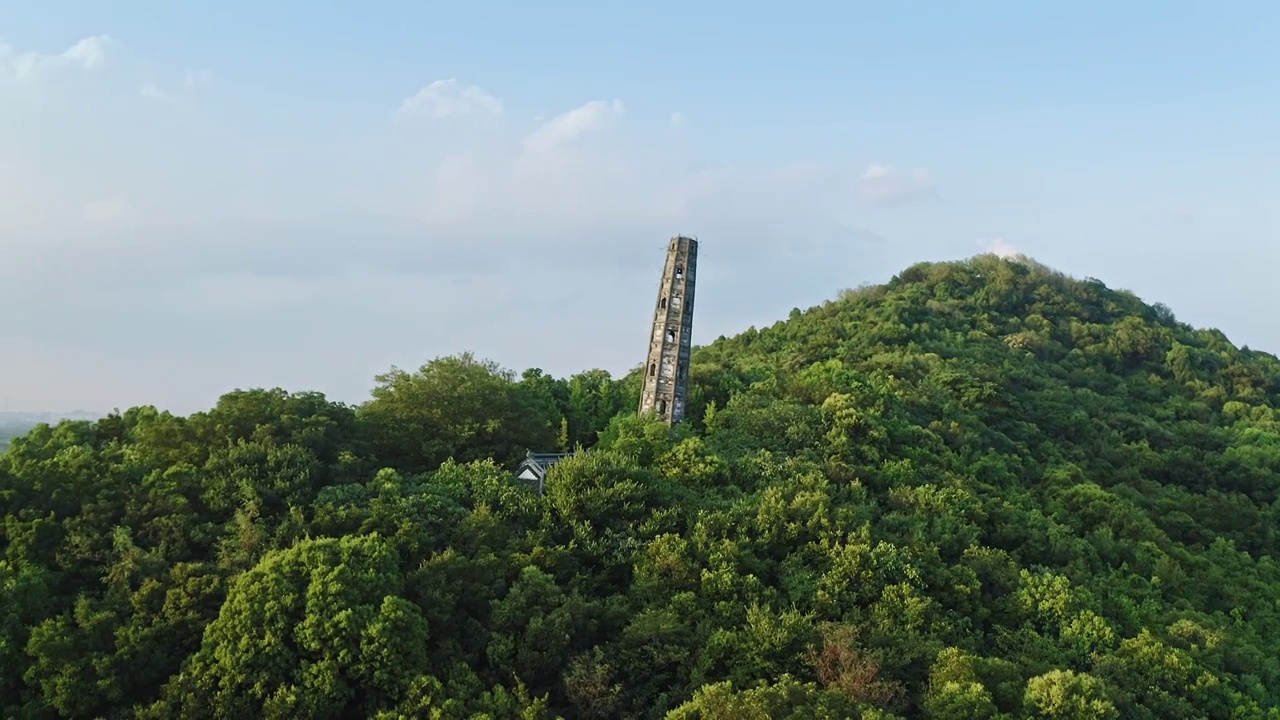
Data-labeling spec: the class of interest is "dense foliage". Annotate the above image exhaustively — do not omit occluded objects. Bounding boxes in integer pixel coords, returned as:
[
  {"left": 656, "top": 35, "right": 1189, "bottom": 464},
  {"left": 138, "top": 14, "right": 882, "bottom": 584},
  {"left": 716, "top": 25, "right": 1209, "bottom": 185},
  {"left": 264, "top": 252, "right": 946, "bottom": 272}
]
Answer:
[{"left": 3, "top": 256, "right": 1280, "bottom": 718}]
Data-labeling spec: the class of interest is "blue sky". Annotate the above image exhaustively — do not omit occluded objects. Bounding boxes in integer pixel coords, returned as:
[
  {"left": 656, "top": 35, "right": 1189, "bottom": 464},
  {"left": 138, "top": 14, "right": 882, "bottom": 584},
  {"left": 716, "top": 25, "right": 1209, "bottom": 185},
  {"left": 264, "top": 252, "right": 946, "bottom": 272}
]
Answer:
[{"left": 2, "top": 1, "right": 1278, "bottom": 414}]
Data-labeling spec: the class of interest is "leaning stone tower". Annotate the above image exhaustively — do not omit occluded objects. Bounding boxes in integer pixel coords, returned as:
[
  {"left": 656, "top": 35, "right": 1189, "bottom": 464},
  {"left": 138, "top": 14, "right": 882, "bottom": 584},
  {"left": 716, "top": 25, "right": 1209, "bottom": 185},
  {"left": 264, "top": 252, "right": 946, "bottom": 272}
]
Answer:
[{"left": 639, "top": 235, "right": 698, "bottom": 424}]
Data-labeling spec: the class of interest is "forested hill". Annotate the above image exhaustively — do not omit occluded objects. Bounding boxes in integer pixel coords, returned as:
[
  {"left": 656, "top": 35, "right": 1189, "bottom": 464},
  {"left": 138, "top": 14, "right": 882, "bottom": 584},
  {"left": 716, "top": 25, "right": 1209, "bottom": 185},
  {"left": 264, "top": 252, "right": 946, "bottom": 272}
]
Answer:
[{"left": 4, "top": 255, "right": 1280, "bottom": 719}]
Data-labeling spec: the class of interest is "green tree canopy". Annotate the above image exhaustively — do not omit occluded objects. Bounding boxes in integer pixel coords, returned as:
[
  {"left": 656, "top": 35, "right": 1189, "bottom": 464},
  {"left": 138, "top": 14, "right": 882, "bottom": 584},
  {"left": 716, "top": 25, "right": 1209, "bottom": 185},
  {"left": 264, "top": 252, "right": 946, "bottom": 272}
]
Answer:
[{"left": 3, "top": 256, "right": 1280, "bottom": 718}]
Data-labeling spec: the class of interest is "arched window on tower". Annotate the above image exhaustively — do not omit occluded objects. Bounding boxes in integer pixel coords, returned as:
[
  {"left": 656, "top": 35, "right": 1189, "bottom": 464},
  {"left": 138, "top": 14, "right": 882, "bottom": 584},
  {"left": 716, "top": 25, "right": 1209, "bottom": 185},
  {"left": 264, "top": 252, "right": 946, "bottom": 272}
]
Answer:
[
  {"left": 659, "top": 297, "right": 667, "bottom": 309},
  {"left": 649, "top": 363, "right": 656, "bottom": 376},
  {"left": 675, "top": 266, "right": 684, "bottom": 280},
  {"left": 666, "top": 329, "right": 675, "bottom": 343}
]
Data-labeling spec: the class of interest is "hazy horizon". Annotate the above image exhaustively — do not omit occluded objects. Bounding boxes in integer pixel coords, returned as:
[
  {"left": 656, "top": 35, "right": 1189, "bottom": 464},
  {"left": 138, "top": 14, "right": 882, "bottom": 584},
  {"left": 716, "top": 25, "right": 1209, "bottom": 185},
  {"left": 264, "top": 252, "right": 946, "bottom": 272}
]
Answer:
[
  {"left": 0, "top": 254, "right": 1268, "bottom": 419},
  {"left": 4, "top": 2, "right": 1279, "bottom": 416}
]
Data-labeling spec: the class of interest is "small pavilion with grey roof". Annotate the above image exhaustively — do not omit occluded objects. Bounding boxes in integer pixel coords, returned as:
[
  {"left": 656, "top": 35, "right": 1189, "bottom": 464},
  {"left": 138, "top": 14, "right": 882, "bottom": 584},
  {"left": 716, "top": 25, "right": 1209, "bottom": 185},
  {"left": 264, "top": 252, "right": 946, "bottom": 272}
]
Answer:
[{"left": 514, "top": 451, "right": 572, "bottom": 495}]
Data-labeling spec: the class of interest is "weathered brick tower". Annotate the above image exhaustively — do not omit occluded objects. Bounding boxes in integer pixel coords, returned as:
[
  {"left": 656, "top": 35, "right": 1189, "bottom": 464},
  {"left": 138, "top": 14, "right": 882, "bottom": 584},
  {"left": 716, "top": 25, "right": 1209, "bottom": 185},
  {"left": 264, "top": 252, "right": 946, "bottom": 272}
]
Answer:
[{"left": 639, "top": 235, "right": 698, "bottom": 424}]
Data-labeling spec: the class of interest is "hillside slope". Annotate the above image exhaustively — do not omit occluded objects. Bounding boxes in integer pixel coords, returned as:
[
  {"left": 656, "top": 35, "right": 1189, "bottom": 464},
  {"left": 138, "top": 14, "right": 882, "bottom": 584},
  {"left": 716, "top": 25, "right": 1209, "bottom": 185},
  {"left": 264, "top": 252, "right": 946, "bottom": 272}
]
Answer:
[{"left": 2, "top": 255, "right": 1279, "bottom": 719}]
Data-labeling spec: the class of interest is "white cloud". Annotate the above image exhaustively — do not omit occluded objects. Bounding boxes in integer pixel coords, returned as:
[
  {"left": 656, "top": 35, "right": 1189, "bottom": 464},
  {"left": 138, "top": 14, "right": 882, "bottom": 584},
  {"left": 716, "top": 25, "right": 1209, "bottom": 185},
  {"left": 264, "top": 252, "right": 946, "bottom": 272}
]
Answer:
[
  {"left": 61, "top": 36, "right": 110, "bottom": 71},
  {"left": 399, "top": 78, "right": 503, "bottom": 118},
  {"left": 856, "top": 163, "right": 936, "bottom": 206},
  {"left": 1, "top": 34, "right": 113, "bottom": 82},
  {"left": 670, "top": 111, "right": 686, "bottom": 127},
  {"left": 977, "top": 237, "right": 1024, "bottom": 259},
  {"left": 523, "top": 99, "right": 624, "bottom": 153}
]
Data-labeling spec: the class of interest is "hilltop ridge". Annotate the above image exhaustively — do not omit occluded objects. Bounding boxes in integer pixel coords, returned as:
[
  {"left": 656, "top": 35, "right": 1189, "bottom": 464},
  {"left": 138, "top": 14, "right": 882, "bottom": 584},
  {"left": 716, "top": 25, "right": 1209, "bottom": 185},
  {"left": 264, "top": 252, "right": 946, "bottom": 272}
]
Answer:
[{"left": 2, "top": 255, "right": 1279, "bottom": 718}]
